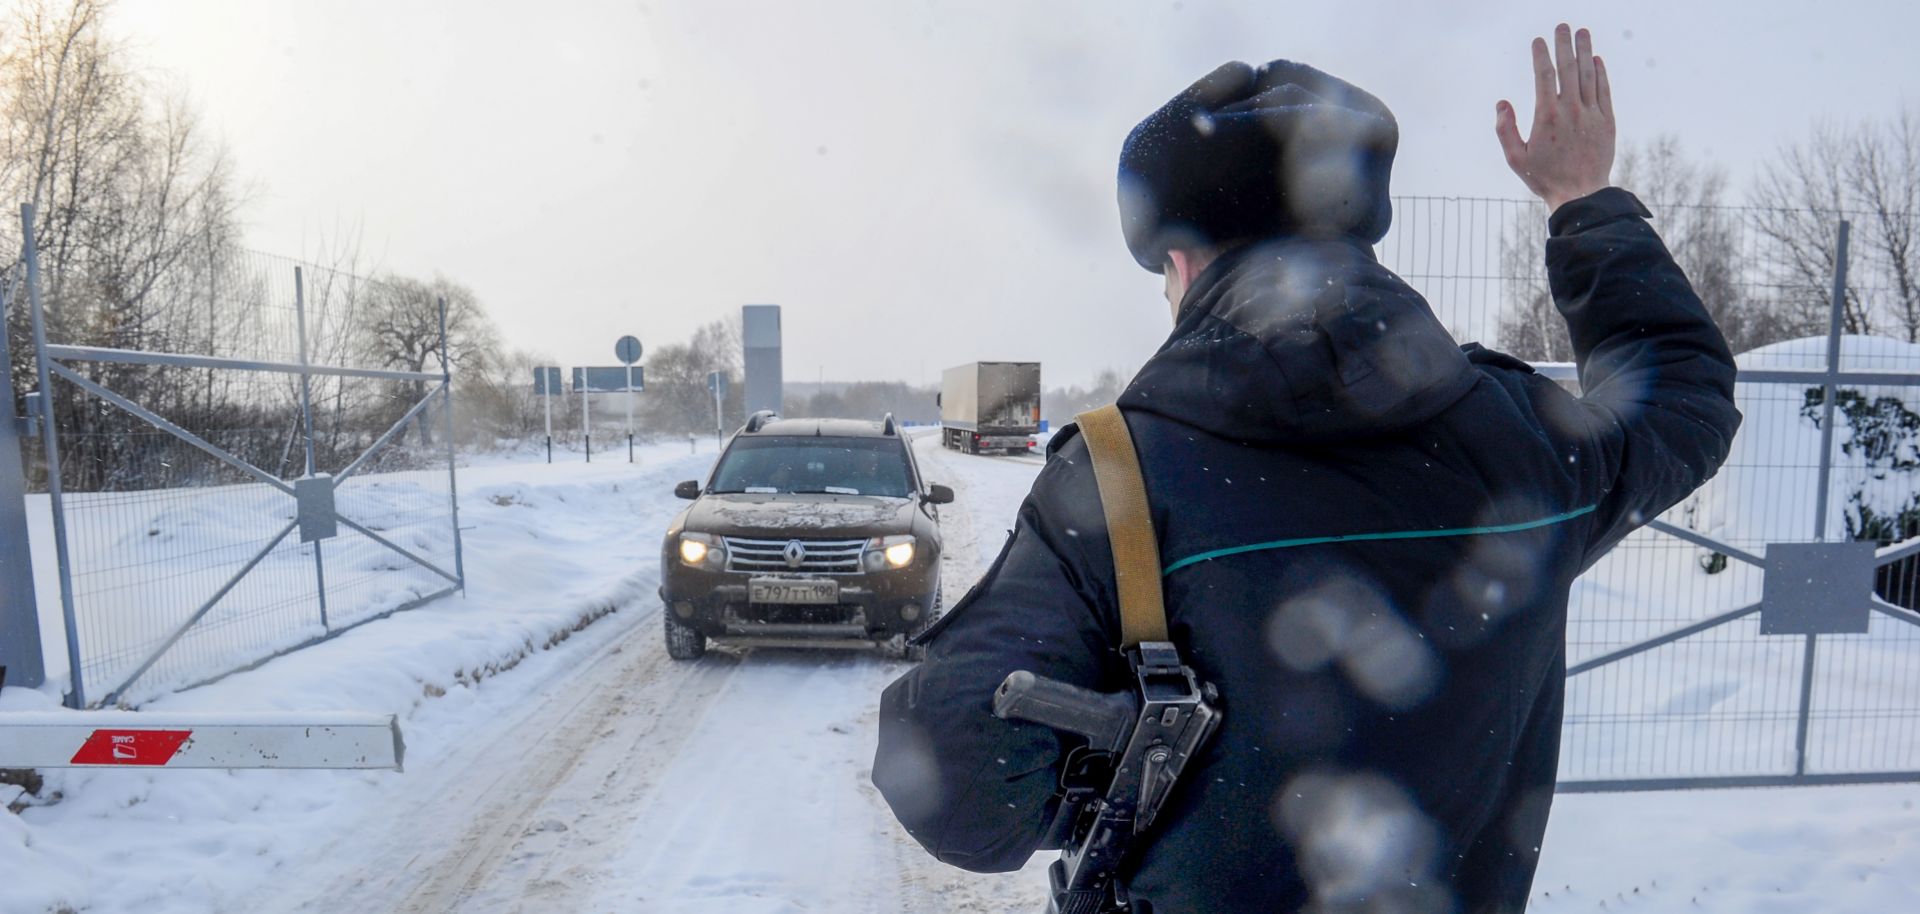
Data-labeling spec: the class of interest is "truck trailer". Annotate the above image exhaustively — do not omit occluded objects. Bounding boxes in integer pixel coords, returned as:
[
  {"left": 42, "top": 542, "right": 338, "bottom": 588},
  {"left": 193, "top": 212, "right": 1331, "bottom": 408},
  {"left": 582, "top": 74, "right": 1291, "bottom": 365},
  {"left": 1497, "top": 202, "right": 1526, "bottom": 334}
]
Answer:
[{"left": 939, "top": 361, "right": 1041, "bottom": 454}]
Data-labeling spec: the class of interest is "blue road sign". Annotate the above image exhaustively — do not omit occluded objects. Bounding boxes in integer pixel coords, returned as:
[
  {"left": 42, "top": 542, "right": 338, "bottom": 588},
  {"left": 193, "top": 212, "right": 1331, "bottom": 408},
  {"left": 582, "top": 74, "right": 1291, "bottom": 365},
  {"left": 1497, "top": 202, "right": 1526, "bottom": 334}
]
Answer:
[
  {"left": 707, "top": 371, "right": 729, "bottom": 397},
  {"left": 573, "top": 366, "right": 644, "bottom": 393},
  {"left": 533, "top": 366, "right": 564, "bottom": 396},
  {"left": 615, "top": 335, "right": 643, "bottom": 365}
]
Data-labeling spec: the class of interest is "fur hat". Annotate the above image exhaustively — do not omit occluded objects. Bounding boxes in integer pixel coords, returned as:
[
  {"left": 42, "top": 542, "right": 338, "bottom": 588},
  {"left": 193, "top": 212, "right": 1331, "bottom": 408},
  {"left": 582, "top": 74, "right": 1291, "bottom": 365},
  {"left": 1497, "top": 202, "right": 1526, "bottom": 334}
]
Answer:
[{"left": 1118, "top": 60, "right": 1399, "bottom": 273}]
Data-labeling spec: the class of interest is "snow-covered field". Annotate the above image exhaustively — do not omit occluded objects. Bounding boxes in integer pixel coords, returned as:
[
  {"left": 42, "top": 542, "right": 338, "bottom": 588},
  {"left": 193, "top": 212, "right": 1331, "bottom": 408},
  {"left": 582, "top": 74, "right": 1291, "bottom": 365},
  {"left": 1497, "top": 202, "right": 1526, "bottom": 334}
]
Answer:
[{"left": 4, "top": 429, "right": 1920, "bottom": 912}]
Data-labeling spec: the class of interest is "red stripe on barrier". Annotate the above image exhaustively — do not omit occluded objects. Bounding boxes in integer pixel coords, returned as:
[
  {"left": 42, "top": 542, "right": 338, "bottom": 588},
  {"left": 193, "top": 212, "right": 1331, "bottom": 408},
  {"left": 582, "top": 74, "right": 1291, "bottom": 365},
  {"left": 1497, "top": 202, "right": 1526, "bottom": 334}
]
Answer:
[{"left": 69, "top": 729, "right": 192, "bottom": 765}]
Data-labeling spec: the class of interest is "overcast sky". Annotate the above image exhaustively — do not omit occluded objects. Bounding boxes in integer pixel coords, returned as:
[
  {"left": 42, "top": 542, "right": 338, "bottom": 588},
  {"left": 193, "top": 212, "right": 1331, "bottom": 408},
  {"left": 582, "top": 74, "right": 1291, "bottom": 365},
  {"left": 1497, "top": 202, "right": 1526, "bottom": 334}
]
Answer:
[{"left": 112, "top": 0, "right": 1914, "bottom": 387}]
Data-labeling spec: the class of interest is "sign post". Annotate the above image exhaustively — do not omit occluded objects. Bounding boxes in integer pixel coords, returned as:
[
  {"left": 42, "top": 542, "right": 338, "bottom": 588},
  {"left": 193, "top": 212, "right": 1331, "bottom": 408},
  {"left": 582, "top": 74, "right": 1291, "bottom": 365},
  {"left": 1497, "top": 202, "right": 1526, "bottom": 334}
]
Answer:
[
  {"left": 533, "top": 367, "right": 561, "bottom": 463},
  {"left": 616, "top": 335, "right": 643, "bottom": 463},
  {"left": 573, "top": 366, "right": 644, "bottom": 465},
  {"left": 707, "top": 370, "right": 729, "bottom": 447}
]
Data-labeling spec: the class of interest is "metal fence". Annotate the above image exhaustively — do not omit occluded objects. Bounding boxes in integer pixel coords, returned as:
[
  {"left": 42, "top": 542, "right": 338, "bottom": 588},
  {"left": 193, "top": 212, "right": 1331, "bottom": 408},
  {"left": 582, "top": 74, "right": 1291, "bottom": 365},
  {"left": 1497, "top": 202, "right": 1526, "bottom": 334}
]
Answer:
[
  {"left": 1381, "top": 196, "right": 1920, "bottom": 791},
  {"left": 8, "top": 203, "right": 465, "bottom": 708}
]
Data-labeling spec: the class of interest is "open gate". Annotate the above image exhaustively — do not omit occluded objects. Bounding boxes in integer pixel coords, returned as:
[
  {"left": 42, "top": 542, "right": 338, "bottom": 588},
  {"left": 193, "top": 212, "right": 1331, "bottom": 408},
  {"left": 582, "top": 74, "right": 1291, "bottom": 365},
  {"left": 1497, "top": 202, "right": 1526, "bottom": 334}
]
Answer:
[{"left": 14, "top": 203, "right": 466, "bottom": 708}]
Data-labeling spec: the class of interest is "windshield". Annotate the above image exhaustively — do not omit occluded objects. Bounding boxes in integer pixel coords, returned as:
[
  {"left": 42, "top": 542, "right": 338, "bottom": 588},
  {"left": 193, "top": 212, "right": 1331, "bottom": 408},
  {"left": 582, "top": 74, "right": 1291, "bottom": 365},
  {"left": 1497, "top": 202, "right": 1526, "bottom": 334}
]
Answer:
[{"left": 709, "top": 437, "right": 914, "bottom": 498}]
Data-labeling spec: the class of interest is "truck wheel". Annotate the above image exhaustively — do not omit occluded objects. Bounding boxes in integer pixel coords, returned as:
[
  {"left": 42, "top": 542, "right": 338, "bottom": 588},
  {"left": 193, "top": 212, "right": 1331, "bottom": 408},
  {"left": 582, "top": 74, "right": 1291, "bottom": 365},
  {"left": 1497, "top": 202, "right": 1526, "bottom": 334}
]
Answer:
[{"left": 665, "top": 610, "right": 707, "bottom": 660}]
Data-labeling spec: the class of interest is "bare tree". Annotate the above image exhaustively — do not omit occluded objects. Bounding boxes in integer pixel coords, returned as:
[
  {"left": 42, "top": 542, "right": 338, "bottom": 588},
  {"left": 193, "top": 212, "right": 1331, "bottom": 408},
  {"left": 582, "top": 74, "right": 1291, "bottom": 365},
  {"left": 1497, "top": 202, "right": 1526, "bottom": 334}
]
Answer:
[
  {"left": 1500, "top": 136, "right": 1760, "bottom": 358},
  {"left": 459, "top": 346, "right": 550, "bottom": 444},
  {"left": 0, "top": 0, "right": 244, "bottom": 488},
  {"left": 641, "top": 318, "right": 745, "bottom": 436},
  {"left": 1751, "top": 111, "right": 1920, "bottom": 342},
  {"left": 1850, "top": 110, "right": 1920, "bottom": 341},
  {"left": 1617, "top": 137, "right": 1762, "bottom": 352},
  {"left": 358, "top": 274, "right": 499, "bottom": 446},
  {"left": 1492, "top": 202, "right": 1570, "bottom": 362}
]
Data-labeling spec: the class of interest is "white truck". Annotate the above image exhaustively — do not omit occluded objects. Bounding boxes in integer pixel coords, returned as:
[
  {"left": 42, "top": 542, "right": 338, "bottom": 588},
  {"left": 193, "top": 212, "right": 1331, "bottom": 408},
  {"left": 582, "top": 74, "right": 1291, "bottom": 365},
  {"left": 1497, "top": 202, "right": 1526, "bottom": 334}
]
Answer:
[{"left": 939, "top": 362, "right": 1042, "bottom": 454}]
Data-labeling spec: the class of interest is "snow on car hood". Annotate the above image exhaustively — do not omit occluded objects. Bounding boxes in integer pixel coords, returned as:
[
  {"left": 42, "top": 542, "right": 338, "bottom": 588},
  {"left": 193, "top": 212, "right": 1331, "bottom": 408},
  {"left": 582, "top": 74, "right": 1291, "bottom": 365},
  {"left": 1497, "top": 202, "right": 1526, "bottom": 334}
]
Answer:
[{"left": 685, "top": 492, "right": 916, "bottom": 537}]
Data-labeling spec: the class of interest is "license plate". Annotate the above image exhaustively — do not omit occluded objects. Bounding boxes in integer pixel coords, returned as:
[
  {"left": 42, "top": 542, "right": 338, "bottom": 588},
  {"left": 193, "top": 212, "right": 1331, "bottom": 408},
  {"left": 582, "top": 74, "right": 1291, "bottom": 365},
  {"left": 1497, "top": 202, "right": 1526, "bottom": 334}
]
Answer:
[{"left": 749, "top": 579, "right": 839, "bottom": 604}]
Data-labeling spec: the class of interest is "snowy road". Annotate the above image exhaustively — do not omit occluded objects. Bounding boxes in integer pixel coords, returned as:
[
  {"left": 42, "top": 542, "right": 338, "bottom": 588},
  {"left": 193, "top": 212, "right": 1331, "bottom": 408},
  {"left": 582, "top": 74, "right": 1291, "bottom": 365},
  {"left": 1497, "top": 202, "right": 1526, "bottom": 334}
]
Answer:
[{"left": 241, "top": 431, "right": 1048, "bottom": 914}]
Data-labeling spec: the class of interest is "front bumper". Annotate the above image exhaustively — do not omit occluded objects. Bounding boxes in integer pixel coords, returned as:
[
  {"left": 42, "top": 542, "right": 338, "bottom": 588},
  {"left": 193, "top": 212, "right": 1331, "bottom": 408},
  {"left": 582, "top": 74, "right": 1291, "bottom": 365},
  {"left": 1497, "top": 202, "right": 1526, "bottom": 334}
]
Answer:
[{"left": 659, "top": 577, "right": 936, "bottom": 642}]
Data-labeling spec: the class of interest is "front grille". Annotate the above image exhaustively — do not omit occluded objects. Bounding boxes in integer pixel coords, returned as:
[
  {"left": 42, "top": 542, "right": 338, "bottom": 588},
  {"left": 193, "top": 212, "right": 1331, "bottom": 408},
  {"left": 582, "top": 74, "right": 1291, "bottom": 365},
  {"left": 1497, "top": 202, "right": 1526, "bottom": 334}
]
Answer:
[{"left": 724, "top": 537, "right": 868, "bottom": 575}]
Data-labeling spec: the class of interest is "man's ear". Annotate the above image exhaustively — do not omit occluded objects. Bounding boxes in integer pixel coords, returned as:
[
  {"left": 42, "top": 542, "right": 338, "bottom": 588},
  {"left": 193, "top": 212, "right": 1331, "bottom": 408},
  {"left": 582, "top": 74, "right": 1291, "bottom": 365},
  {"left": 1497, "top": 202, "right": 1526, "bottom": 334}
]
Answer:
[{"left": 1167, "top": 248, "right": 1201, "bottom": 287}]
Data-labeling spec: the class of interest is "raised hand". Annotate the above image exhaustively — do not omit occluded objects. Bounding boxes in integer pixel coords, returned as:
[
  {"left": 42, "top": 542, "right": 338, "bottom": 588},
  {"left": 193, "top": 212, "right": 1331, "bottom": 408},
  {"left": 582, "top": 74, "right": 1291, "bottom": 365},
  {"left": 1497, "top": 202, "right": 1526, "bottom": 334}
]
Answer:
[{"left": 1495, "top": 23, "right": 1616, "bottom": 212}]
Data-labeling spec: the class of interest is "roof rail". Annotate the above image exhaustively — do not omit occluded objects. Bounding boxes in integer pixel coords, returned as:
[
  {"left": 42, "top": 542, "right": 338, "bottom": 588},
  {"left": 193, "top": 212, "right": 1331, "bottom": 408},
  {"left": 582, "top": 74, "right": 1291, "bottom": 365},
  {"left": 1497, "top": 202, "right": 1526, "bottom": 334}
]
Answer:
[
  {"left": 744, "top": 409, "right": 778, "bottom": 434},
  {"left": 881, "top": 412, "right": 896, "bottom": 436}
]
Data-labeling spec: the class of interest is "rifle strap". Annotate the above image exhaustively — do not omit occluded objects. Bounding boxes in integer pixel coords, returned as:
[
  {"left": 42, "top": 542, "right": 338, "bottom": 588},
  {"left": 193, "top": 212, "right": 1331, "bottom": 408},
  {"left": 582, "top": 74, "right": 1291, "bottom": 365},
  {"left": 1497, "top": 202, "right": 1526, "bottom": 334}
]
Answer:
[{"left": 1076, "top": 404, "right": 1168, "bottom": 648}]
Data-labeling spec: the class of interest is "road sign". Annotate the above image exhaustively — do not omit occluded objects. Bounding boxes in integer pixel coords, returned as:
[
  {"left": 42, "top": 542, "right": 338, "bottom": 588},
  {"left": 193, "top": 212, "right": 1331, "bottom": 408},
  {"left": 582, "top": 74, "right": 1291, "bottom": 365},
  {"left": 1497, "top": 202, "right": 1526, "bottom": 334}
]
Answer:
[
  {"left": 533, "top": 366, "right": 563, "bottom": 396},
  {"left": 615, "top": 335, "right": 643, "bottom": 365},
  {"left": 573, "top": 366, "right": 644, "bottom": 393},
  {"left": 0, "top": 710, "right": 404, "bottom": 769},
  {"left": 707, "top": 371, "right": 729, "bottom": 397}
]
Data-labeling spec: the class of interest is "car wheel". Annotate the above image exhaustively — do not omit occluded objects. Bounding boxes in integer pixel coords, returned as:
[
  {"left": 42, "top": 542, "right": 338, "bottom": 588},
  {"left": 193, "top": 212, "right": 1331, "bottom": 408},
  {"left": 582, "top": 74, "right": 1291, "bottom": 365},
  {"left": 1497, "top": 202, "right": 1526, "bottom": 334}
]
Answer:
[{"left": 665, "top": 609, "right": 707, "bottom": 660}]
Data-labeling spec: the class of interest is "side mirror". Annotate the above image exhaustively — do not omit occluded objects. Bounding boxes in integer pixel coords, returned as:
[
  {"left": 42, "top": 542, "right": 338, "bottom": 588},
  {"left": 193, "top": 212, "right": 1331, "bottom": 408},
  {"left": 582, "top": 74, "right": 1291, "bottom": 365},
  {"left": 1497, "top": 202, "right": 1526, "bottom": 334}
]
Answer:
[
  {"left": 674, "top": 480, "right": 701, "bottom": 500},
  {"left": 924, "top": 484, "right": 955, "bottom": 505}
]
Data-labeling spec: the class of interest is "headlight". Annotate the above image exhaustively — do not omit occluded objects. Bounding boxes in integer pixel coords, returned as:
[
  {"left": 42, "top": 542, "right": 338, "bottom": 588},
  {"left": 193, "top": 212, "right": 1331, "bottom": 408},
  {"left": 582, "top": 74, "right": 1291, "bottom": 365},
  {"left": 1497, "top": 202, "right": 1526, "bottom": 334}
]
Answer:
[
  {"left": 884, "top": 542, "right": 915, "bottom": 568},
  {"left": 865, "top": 534, "right": 917, "bottom": 571},
  {"left": 679, "top": 532, "right": 723, "bottom": 568},
  {"left": 679, "top": 539, "right": 708, "bottom": 565}
]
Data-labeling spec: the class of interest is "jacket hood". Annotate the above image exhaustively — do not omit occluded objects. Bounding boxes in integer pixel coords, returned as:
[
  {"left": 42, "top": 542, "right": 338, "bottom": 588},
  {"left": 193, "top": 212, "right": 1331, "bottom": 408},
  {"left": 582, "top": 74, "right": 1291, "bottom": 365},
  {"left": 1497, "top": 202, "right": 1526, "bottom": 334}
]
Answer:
[{"left": 1118, "top": 237, "right": 1477, "bottom": 444}]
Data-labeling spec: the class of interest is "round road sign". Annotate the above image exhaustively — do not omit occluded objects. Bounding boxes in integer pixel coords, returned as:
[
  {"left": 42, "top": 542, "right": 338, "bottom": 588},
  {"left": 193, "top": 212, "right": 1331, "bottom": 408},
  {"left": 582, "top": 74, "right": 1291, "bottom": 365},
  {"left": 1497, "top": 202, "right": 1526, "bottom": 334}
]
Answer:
[{"left": 615, "top": 335, "right": 643, "bottom": 364}]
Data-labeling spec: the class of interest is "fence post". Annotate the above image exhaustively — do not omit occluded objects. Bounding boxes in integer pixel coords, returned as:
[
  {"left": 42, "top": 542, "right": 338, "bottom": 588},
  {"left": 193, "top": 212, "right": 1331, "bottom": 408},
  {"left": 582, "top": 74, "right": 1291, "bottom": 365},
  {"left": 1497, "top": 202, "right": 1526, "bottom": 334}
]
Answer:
[
  {"left": 1812, "top": 220, "right": 1851, "bottom": 544},
  {"left": 20, "top": 204, "right": 86, "bottom": 708},
  {"left": 294, "top": 267, "right": 328, "bottom": 630},
  {"left": 0, "top": 273, "right": 47, "bottom": 690},
  {"left": 1794, "top": 218, "right": 1853, "bottom": 777},
  {"left": 439, "top": 297, "right": 466, "bottom": 592}
]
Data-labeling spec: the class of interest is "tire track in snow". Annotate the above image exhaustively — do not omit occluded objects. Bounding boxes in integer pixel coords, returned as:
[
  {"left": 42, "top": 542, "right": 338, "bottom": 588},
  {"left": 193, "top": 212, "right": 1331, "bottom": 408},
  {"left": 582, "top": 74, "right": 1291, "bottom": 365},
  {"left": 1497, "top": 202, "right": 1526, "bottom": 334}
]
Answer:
[{"left": 394, "top": 624, "right": 739, "bottom": 913}]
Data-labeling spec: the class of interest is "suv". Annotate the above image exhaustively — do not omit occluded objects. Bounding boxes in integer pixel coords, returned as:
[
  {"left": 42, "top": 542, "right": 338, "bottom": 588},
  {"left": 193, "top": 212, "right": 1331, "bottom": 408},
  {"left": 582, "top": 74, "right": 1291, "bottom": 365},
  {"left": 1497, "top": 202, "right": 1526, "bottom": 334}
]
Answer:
[{"left": 660, "top": 414, "right": 953, "bottom": 660}]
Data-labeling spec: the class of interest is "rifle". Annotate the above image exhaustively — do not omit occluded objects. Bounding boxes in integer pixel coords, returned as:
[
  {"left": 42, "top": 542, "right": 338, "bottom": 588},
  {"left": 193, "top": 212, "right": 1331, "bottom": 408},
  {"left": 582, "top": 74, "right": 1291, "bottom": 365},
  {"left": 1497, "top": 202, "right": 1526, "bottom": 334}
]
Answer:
[
  {"left": 992, "top": 642, "right": 1220, "bottom": 914},
  {"left": 985, "top": 404, "right": 1222, "bottom": 913}
]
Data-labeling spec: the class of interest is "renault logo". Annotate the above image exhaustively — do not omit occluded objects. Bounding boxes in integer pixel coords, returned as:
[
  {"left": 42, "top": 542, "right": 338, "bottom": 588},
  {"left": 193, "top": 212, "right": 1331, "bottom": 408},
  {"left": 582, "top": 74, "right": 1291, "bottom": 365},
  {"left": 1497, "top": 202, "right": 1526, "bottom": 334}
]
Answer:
[{"left": 783, "top": 540, "right": 806, "bottom": 569}]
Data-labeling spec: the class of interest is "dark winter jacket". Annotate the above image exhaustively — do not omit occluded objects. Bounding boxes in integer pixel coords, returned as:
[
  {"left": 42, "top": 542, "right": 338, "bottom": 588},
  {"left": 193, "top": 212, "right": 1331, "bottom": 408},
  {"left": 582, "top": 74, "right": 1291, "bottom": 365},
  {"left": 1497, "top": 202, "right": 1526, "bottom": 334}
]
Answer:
[{"left": 872, "top": 188, "right": 1740, "bottom": 913}]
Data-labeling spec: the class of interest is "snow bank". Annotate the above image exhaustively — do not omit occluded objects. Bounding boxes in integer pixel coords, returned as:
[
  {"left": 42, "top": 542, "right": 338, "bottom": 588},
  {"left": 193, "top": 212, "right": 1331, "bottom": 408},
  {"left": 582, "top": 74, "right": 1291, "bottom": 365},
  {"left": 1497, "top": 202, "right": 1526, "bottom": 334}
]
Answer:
[{"left": 0, "top": 442, "right": 717, "bottom": 913}]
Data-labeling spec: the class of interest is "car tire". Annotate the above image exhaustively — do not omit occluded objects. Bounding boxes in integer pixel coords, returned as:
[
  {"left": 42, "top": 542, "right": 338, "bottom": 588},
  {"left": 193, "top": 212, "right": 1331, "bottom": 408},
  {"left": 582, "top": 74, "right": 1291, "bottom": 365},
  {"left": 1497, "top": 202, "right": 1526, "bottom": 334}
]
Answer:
[{"left": 665, "top": 609, "right": 707, "bottom": 660}]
